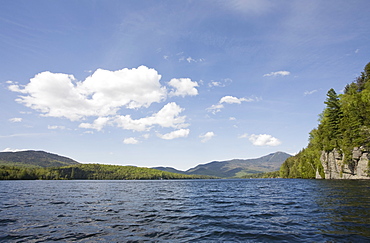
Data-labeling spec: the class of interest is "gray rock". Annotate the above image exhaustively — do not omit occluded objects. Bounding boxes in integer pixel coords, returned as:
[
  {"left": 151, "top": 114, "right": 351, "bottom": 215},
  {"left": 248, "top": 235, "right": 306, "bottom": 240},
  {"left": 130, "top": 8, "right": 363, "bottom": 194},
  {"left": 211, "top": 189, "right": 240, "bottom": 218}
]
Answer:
[{"left": 317, "top": 148, "right": 370, "bottom": 179}]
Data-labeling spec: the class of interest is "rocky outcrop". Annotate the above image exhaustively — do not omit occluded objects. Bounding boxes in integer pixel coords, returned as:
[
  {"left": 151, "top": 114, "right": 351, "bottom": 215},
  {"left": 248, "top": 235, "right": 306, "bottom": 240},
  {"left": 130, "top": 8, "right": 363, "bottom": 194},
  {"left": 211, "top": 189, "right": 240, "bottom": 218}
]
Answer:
[{"left": 318, "top": 147, "right": 370, "bottom": 179}]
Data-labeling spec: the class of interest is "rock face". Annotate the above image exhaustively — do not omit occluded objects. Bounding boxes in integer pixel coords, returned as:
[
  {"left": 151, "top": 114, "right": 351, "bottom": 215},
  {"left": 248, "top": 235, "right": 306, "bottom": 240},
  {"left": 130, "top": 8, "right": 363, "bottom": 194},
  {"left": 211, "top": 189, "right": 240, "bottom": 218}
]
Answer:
[{"left": 318, "top": 147, "right": 370, "bottom": 179}]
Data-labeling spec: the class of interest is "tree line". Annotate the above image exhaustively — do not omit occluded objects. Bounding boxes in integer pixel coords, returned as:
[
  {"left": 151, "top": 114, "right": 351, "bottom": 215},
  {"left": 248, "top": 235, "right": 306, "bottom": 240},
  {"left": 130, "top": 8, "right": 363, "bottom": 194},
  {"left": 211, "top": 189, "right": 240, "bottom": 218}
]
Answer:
[
  {"left": 280, "top": 62, "right": 370, "bottom": 178},
  {"left": 0, "top": 164, "right": 215, "bottom": 180}
]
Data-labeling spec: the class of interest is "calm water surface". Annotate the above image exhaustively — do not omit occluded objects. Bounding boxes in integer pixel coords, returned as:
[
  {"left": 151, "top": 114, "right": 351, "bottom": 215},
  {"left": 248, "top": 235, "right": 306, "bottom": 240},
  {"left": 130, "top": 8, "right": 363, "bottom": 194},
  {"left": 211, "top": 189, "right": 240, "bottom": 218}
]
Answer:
[{"left": 1, "top": 179, "right": 370, "bottom": 242}]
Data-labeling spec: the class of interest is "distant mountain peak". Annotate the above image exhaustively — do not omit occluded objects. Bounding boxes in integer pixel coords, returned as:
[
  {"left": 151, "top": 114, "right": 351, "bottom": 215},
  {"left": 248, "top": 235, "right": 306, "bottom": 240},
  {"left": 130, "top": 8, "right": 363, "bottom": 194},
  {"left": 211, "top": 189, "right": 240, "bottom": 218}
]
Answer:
[{"left": 155, "top": 151, "right": 291, "bottom": 178}]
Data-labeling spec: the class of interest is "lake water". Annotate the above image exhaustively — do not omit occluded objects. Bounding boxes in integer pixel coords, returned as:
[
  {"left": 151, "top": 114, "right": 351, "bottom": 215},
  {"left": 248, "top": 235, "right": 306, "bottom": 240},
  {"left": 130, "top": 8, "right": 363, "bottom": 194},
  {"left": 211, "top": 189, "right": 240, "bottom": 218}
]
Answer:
[{"left": 1, "top": 179, "right": 370, "bottom": 242}]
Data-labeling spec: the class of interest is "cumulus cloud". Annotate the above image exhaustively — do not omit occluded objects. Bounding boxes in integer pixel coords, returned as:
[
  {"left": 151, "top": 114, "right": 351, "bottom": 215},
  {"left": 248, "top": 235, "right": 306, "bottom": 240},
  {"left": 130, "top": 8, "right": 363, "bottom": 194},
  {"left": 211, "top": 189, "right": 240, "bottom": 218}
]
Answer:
[
  {"left": 199, "top": 131, "right": 215, "bottom": 143},
  {"left": 8, "top": 66, "right": 167, "bottom": 121},
  {"left": 80, "top": 102, "right": 188, "bottom": 132},
  {"left": 79, "top": 117, "right": 111, "bottom": 131},
  {"left": 168, "top": 78, "right": 199, "bottom": 97},
  {"left": 263, "top": 71, "right": 290, "bottom": 77},
  {"left": 113, "top": 102, "right": 188, "bottom": 132},
  {"left": 157, "top": 129, "right": 190, "bottom": 140},
  {"left": 8, "top": 66, "right": 198, "bottom": 140},
  {"left": 207, "top": 95, "right": 259, "bottom": 114},
  {"left": 9, "top": 118, "right": 22, "bottom": 123},
  {"left": 123, "top": 137, "right": 140, "bottom": 144},
  {"left": 249, "top": 134, "right": 281, "bottom": 146}
]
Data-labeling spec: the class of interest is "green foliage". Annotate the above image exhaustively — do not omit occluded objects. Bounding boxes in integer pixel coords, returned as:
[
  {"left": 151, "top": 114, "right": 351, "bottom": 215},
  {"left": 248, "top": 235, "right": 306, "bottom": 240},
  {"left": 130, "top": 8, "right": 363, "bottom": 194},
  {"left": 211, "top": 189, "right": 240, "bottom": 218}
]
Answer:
[
  {"left": 241, "top": 171, "right": 280, "bottom": 179},
  {"left": 323, "top": 88, "right": 342, "bottom": 150},
  {"left": 280, "top": 62, "right": 370, "bottom": 178},
  {"left": 279, "top": 146, "right": 322, "bottom": 179},
  {"left": 0, "top": 164, "right": 216, "bottom": 180}
]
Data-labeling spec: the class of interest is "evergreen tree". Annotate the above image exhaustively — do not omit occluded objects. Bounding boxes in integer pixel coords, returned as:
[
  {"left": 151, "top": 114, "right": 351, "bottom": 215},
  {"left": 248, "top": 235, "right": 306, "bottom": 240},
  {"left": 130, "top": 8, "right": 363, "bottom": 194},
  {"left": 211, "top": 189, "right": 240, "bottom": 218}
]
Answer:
[
  {"left": 279, "top": 61, "right": 370, "bottom": 178},
  {"left": 323, "top": 88, "right": 342, "bottom": 149}
]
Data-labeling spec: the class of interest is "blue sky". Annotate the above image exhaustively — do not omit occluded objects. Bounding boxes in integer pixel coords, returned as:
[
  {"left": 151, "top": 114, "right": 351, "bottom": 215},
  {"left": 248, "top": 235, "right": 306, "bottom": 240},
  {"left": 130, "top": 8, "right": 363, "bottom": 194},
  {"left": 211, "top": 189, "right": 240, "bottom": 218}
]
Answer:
[{"left": 1, "top": 0, "right": 369, "bottom": 170}]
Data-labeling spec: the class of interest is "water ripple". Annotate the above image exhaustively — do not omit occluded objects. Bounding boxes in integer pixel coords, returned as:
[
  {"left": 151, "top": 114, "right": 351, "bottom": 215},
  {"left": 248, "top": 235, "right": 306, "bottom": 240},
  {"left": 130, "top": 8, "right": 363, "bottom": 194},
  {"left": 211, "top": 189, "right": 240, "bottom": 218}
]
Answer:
[{"left": 1, "top": 179, "right": 370, "bottom": 242}]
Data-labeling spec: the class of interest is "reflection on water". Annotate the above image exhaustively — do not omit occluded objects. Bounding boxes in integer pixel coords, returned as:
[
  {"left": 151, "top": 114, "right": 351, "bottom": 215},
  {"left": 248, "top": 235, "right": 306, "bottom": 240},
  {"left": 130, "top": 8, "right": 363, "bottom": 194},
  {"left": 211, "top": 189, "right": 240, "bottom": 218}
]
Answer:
[{"left": 0, "top": 179, "right": 370, "bottom": 242}]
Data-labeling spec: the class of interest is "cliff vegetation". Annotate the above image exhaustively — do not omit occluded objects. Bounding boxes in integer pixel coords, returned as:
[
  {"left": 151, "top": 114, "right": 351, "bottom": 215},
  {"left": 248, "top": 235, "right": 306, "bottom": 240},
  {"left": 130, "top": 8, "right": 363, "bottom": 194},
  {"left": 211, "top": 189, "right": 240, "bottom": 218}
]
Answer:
[{"left": 280, "top": 62, "right": 370, "bottom": 179}]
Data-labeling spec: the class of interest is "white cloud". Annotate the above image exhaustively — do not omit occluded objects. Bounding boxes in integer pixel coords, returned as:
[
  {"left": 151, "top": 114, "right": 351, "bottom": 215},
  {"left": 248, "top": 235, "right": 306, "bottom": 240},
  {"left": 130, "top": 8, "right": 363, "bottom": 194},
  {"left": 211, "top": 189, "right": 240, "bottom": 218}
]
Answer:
[
  {"left": 220, "top": 96, "right": 254, "bottom": 104},
  {"left": 79, "top": 117, "right": 111, "bottom": 131},
  {"left": 186, "top": 57, "right": 196, "bottom": 63},
  {"left": 304, "top": 90, "right": 317, "bottom": 96},
  {"left": 79, "top": 102, "right": 188, "bottom": 132},
  {"left": 157, "top": 129, "right": 190, "bottom": 140},
  {"left": 8, "top": 84, "right": 26, "bottom": 93},
  {"left": 179, "top": 56, "right": 204, "bottom": 63},
  {"left": 8, "top": 66, "right": 167, "bottom": 121},
  {"left": 142, "top": 134, "right": 150, "bottom": 139},
  {"left": 48, "top": 125, "right": 66, "bottom": 130},
  {"left": 206, "top": 104, "right": 224, "bottom": 114},
  {"left": 9, "top": 118, "right": 22, "bottom": 123},
  {"left": 123, "top": 137, "right": 140, "bottom": 144},
  {"left": 249, "top": 134, "right": 281, "bottom": 146},
  {"left": 263, "top": 71, "right": 291, "bottom": 77},
  {"left": 209, "top": 81, "right": 222, "bottom": 87},
  {"left": 113, "top": 102, "right": 188, "bottom": 132},
  {"left": 199, "top": 131, "right": 215, "bottom": 143},
  {"left": 208, "top": 78, "right": 232, "bottom": 88},
  {"left": 9, "top": 66, "right": 197, "bottom": 139},
  {"left": 207, "top": 95, "right": 258, "bottom": 114},
  {"left": 229, "top": 117, "right": 236, "bottom": 121},
  {"left": 238, "top": 133, "right": 249, "bottom": 139},
  {"left": 168, "top": 78, "right": 199, "bottom": 97}
]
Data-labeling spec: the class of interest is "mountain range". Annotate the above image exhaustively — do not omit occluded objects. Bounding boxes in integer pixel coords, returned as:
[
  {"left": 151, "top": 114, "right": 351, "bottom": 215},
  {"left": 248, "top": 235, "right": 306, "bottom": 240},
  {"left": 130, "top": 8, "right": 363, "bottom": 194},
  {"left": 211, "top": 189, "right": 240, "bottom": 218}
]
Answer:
[
  {"left": 0, "top": 150, "right": 291, "bottom": 178},
  {"left": 153, "top": 151, "right": 291, "bottom": 178}
]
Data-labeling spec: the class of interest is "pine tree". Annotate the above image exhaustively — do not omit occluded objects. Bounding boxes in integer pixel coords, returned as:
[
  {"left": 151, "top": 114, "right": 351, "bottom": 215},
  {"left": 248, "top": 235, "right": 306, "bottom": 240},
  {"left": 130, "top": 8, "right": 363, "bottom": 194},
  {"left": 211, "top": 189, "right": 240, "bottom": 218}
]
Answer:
[{"left": 323, "top": 88, "right": 342, "bottom": 149}]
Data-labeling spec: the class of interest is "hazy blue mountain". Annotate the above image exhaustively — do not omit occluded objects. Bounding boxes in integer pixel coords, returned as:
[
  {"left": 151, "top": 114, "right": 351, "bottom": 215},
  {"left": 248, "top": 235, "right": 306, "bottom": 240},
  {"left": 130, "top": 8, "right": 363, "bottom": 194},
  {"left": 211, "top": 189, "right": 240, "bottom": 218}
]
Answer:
[
  {"left": 0, "top": 150, "right": 80, "bottom": 168},
  {"left": 154, "top": 152, "right": 291, "bottom": 178}
]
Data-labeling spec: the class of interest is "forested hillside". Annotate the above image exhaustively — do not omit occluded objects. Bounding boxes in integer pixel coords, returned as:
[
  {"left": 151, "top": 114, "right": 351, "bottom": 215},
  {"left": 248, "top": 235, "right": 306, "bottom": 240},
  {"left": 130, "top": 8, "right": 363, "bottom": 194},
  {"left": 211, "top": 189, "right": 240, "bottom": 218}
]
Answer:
[
  {"left": 0, "top": 150, "right": 215, "bottom": 180},
  {"left": 0, "top": 150, "right": 79, "bottom": 168},
  {"left": 0, "top": 164, "right": 215, "bottom": 180},
  {"left": 187, "top": 152, "right": 290, "bottom": 178},
  {"left": 154, "top": 152, "right": 291, "bottom": 178},
  {"left": 280, "top": 62, "right": 370, "bottom": 178}
]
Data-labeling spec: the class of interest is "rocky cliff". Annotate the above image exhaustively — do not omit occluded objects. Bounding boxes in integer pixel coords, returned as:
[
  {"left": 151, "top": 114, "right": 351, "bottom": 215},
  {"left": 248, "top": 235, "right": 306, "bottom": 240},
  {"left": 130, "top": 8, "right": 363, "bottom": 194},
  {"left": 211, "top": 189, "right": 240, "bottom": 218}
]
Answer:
[{"left": 317, "top": 147, "right": 370, "bottom": 179}]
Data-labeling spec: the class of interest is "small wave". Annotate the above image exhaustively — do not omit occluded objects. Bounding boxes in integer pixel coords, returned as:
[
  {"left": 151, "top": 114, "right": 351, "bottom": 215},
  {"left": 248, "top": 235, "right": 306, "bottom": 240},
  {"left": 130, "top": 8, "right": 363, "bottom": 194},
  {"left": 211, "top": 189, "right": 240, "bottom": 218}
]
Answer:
[
  {"left": 49, "top": 201, "right": 69, "bottom": 205},
  {"left": 0, "top": 219, "right": 17, "bottom": 226}
]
